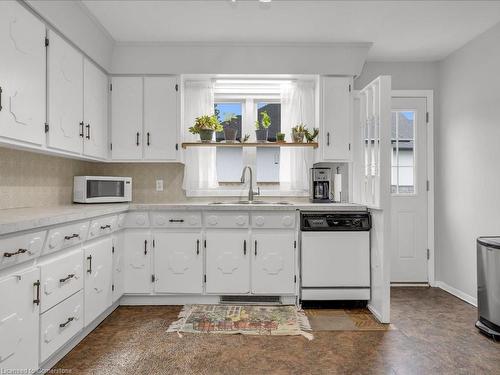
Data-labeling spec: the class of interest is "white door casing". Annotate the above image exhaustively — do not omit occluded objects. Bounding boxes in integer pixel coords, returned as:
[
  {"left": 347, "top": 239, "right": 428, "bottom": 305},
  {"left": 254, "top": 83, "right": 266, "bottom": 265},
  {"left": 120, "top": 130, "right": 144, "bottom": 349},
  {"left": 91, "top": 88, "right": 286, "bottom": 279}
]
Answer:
[
  {"left": 0, "top": 1, "right": 45, "bottom": 146},
  {"left": 251, "top": 231, "right": 295, "bottom": 294},
  {"left": 390, "top": 97, "right": 428, "bottom": 283},
  {"left": 205, "top": 230, "right": 250, "bottom": 294},
  {"left": 47, "top": 30, "right": 83, "bottom": 154},
  {"left": 154, "top": 232, "right": 203, "bottom": 294}
]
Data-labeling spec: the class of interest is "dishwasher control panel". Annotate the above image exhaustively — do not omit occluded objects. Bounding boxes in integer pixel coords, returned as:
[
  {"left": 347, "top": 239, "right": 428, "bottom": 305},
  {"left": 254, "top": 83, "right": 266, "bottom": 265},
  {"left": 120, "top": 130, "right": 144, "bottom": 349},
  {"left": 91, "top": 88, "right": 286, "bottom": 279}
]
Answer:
[{"left": 300, "top": 211, "right": 371, "bottom": 231}]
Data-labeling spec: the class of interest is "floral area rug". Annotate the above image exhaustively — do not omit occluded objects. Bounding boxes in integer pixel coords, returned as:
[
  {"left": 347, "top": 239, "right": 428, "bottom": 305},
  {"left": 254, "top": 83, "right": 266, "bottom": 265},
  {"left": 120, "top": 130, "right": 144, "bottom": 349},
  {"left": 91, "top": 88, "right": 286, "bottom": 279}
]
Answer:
[{"left": 167, "top": 304, "right": 313, "bottom": 340}]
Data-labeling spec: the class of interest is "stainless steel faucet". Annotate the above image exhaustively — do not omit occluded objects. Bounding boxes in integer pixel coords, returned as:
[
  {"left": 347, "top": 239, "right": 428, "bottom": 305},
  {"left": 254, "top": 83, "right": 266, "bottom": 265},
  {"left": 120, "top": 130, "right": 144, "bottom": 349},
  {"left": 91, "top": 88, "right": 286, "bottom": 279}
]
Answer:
[{"left": 240, "top": 166, "right": 260, "bottom": 202}]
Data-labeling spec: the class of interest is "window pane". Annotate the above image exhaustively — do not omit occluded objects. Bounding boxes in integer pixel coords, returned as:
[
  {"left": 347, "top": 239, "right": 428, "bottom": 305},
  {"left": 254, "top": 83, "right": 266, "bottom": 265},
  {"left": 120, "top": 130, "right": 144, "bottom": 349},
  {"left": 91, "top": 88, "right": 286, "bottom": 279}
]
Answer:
[
  {"left": 391, "top": 111, "right": 415, "bottom": 194},
  {"left": 257, "top": 102, "right": 281, "bottom": 141},
  {"left": 215, "top": 103, "right": 242, "bottom": 142},
  {"left": 215, "top": 102, "right": 243, "bottom": 182},
  {"left": 257, "top": 102, "right": 281, "bottom": 183}
]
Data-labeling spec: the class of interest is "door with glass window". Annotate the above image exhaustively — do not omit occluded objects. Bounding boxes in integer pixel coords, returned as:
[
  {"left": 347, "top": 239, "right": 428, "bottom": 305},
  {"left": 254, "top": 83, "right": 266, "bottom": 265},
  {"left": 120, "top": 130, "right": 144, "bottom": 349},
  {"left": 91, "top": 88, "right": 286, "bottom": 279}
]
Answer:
[{"left": 390, "top": 97, "right": 428, "bottom": 283}]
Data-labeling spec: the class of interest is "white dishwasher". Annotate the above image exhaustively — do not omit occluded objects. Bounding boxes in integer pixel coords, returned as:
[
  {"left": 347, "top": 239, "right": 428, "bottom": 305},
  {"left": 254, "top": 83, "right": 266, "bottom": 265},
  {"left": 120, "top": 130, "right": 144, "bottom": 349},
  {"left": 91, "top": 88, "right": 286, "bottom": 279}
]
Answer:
[{"left": 300, "top": 211, "right": 371, "bottom": 301}]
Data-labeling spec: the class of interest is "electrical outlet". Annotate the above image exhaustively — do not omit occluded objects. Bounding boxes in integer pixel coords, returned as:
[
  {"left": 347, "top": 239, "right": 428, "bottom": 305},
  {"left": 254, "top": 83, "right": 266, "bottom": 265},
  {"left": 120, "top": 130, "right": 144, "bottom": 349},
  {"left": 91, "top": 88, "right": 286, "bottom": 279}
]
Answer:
[{"left": 156, "top": 179, "right": 164, "bottom": 192}]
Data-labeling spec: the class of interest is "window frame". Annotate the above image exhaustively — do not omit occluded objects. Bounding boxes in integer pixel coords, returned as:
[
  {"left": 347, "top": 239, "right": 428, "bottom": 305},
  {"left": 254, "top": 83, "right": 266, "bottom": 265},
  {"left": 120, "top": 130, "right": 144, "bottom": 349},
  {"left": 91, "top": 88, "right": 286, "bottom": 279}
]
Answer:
[{"left": 391, "top": 110, "right": 417, "bottom": 196}]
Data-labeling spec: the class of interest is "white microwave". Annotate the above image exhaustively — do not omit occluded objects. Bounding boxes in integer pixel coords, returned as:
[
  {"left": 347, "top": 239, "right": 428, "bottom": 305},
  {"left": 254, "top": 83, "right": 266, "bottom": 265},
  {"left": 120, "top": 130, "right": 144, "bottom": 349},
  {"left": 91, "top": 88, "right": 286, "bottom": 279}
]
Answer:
[{"left": 73, "top": 176, "right": 132, "bottom": 203}]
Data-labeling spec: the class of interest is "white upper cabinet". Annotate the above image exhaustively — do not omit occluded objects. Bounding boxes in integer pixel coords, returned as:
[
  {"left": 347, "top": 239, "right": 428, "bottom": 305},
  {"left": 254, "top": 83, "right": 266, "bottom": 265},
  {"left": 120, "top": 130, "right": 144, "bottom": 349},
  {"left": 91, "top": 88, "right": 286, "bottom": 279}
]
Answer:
[
  {"left": 111, "top": 77, "right": 143, "bottom": 160},
  {"left": 321, "top": 76, "right": 352, "bottom": 161},
  {"left": 0, "top": 1, "right": 45, "bottom": 146},
  {"left": 144, "top": 77, "right": 179, "bottom": 160},
  {"left": 47, "top": 30, "right": 84, "bottom": 154},
  {"left": 83, "top": 59, "right": 108, "bottom": 159}
]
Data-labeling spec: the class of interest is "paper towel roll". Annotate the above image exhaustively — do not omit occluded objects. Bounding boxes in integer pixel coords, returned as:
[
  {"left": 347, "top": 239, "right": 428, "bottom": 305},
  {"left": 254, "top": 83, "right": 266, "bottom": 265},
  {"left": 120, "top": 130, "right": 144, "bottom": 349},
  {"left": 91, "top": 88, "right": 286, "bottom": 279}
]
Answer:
[{"left": 333, "top": 174, "right": 342, "bottom": 202}]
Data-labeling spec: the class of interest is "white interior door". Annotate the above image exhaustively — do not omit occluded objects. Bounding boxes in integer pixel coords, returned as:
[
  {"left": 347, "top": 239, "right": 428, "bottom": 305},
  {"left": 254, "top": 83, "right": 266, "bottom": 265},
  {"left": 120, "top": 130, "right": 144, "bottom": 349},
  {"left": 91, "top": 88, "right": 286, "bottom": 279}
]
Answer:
[
  {"left": 47, "top": 30, "right": 83, "bottom": 154},
  {"left": 390, "top": 97, "right": 428, "bottom": 283},
  {"left": 83, "top": 59, "right": 108, "bottom": 159},
  {"left": 144, "top": 76, "right": 178, "bottom": 160},
  {"left": 0, "top": 1, "right": 45, "bottom": 146}
]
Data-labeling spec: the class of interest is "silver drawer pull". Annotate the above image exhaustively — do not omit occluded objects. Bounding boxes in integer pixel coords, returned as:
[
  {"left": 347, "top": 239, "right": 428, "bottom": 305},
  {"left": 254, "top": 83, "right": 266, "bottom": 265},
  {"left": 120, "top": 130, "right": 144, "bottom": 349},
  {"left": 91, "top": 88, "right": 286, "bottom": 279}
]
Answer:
[
  {"left": 59, "top": 274, "right": 75, "bottom": 283},
  {"left": 3, "top": 248, "right": 28, "bottom": 258},
  {"left": 64, "top": 233, "right": 80, "bottom": 240},
  {"left": 169, "top": 219, "right": 184, "bottom": 223},
  {"left": 59, "top": 317, "right": 75, "bottom": 328}
]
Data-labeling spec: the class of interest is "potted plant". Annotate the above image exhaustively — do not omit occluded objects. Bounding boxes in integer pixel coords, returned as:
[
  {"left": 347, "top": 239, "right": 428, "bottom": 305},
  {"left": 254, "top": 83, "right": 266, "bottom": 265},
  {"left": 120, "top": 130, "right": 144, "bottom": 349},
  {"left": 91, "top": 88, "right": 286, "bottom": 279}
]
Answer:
[
  {"left": 255, "top": 111, "right": 271, "bottom": 142},
  {"left": 222, "top": 112, "right": 238, "bottom": 143},
  {"left": 189, "top": 115, "right": 222, "bottom": 143},
  {"left": 305, "top": 128, "right": 319, "bottom": 143},
  {"left": 276, "top": 132, "right": 286, "bottom": 143},
  {"left": 292, "top": 124, "right": 307, "bottom": 143},
  {"left": 241, "top": 134, "right": 250, "bottom": 143}
]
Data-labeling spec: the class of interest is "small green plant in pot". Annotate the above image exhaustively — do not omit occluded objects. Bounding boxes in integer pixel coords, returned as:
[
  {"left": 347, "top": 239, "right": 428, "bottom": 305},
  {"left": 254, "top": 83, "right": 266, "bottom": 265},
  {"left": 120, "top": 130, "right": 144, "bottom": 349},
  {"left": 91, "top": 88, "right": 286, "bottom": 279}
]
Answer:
[
  {"left": 292, "top": 123, "right": 307, "bottom": 143},
  {"left": 222, "top": 113, "right": 238, "bottom": 143},
  {"left": 276, "top": 132, "right": 286, "bottom": 143},
  {"left": 255, "top": 111, "right": 271, "bottom": 142},
  {"left": 305, "top": 128, "right": 319, "bottom": 143},
  {"left": 189, "top": 115, "right": 222, "bottom": 143}
]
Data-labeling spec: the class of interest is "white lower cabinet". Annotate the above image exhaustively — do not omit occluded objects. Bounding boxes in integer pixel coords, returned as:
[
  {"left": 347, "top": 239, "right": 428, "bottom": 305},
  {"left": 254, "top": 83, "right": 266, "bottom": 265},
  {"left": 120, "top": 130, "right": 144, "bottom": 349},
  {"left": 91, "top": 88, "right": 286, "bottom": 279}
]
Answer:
[
  {"left": 39, "top": 248, "right": 84, "bottom": 313},
  {"left": 123, "top": 231, "right": 152, "bottom": 294},
  {"left": 112, "top": 235, "right": 125, "bottom": 302},
  {"left": 251, "top": 231, "right": 296, "bottom": 295},
  {"left": 205, "top": 230, "right": 250, "bottom": 294},
  {"left": 0, "top": 267, "right": 40, "bottom": 371},
  {"left": 84, "top": 237, "right": 113, "bottom": 326},
  {"left": 154, "top": 231, "right": 203, "bottom": 294},
  {"left": 40, "top": 290, "right": 83, "bottom": 362}
]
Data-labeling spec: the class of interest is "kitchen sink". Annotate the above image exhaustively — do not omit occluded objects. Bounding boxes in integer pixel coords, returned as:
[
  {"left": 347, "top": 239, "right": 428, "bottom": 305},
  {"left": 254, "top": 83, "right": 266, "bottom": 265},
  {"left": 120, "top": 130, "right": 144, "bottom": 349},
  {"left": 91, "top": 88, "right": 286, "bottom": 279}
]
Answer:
[{"left": 210, "top": 201, "right": 293, "bottom": 205}]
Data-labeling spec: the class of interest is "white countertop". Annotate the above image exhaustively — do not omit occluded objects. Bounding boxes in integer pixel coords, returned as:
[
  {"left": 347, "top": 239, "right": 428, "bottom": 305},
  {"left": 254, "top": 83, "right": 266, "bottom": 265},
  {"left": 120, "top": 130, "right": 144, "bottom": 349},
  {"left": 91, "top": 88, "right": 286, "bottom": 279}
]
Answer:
[{"left": 0, "top": 201, "right": 366, "bottom": 236}]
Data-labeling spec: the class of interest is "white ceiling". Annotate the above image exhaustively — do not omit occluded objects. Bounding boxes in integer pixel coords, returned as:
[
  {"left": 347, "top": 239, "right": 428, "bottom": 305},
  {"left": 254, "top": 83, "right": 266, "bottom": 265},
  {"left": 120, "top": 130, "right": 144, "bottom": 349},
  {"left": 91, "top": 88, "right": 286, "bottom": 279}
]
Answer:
[{"left": 82, "top": 0, "right": 500, "bottom": 61}]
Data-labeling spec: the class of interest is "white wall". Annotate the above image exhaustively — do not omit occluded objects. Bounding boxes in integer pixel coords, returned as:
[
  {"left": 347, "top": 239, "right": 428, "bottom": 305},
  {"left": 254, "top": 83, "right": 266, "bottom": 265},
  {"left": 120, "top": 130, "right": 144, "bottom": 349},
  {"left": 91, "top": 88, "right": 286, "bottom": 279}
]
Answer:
[
  {"left": 436, "top": 21, "right": 500, "bottom": 301},
  {"left": 27, "top": 0, "right": 114, "bottom": 71},
  {"left": 111, "top": 43, "right": 370, "bottom": 75}
]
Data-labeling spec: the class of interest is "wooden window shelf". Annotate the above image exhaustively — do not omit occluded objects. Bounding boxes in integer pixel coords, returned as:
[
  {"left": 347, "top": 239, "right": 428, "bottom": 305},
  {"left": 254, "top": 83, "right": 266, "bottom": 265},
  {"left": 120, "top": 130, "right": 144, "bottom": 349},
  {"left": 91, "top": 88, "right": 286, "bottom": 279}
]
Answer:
[{"left": 181, "top": 142, "right": 318, "bottom": 149}]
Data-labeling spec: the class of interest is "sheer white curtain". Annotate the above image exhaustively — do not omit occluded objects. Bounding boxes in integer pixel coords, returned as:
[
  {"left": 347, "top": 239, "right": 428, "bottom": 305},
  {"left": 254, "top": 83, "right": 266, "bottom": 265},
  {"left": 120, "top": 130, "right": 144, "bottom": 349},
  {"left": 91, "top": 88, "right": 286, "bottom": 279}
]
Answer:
[
  {"left": 182, "top": 80, "right": 219, "bottom": 193},
  {"left": 280, "top": 81, "right": 315, "bottom": 192}
]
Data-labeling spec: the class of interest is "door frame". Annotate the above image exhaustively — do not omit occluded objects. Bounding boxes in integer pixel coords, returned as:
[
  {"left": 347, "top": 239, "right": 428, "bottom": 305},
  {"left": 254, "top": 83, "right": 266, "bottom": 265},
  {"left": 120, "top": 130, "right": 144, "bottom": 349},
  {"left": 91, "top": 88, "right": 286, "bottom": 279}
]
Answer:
[{"left": 391, "top": 90, "right": 435, "bottom": 286}]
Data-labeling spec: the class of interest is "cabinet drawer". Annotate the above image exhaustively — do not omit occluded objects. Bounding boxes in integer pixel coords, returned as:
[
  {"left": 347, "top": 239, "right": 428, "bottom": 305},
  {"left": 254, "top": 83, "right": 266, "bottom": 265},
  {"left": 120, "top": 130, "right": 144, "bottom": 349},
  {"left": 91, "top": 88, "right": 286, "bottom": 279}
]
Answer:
[
  {"left": 204, "top": 212, "right": 249, "bottom": 229},
  {"left": 151, "top": 211, "right": 201, "bottom": 228},
  {"left": 88, "top": 215, "right": 118, "bottom": 239},
  {"left": 43, "top": 221, "right": 89, "bottom": 255},
  {"left": 39, "top": 249, "right": 83, "bottom": 313},
  {"left": 122, "top": 212, "right": 150, "bottom": 228},
  {"left": 40, "top": 290, "right": 83, "bottom": 362},
  {"left": 251, "top": 212, "right": 296, "bottom": 229},
  {"left": 0, "top": 230, "right": 46, "bottom": 270}
]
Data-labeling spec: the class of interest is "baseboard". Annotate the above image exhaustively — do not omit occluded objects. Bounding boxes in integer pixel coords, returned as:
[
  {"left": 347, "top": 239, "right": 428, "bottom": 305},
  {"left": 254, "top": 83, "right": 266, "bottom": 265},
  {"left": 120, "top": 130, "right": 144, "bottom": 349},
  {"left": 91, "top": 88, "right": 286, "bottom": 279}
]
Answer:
[
  {"left": 367, "top": 304, "right": 384, "bottom": 323},
  {"left": 436, "top": 281, "right": 477, "bottom": 307},
  {"left": 391, "top": 283, "right": 430, "bottom": 287}
]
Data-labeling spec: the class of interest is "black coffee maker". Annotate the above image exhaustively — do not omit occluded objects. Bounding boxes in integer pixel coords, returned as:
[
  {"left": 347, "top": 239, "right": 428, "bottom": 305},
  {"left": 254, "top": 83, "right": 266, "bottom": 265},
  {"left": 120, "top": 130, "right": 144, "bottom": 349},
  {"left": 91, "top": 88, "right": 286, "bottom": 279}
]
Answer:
[{"left": 309, "top": 167, "right": 333, "bottom": 203}]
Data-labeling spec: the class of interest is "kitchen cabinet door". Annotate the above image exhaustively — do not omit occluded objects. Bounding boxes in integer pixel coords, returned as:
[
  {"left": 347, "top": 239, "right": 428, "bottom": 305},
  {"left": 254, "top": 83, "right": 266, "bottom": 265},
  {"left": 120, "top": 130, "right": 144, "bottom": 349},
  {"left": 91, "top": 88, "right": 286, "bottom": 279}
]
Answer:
[
  {"left": 84, "top": 237, "right": 113, "bottom": 326},
  {"left": 154, "top": 232, "right": 202, "bottom": 294},
  {"left": 144, "top": 77, "right": 179, "bottom": 160},
  {"left": 47, "top": 30, "right": 84, "bottom": 154},
  {"left": 251, "top": 231, "right": 295, "bottom": 295},
  {"left": 0, "top": 1, "right": 45, "bottom": 146},
  {"left": 205, "top": 230, "right": 250, "bottom": 294},
  {"left": 0, "top": 267, "right": 40, "bottom": 371},
  {"left": 83, "top": 59, "right": 108, "bottom": 159},
  {"left": 111, "top": 77, "right": 143, "bottom": 160},
  {"left": 112, "top": 234, "right": 125, "bottom": 302},
  {"left": 123, "top": 230, "right": 152, "bottom": 294},
  {"left": 321, "top": 76, "right": 352, "bottom": 161}
]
